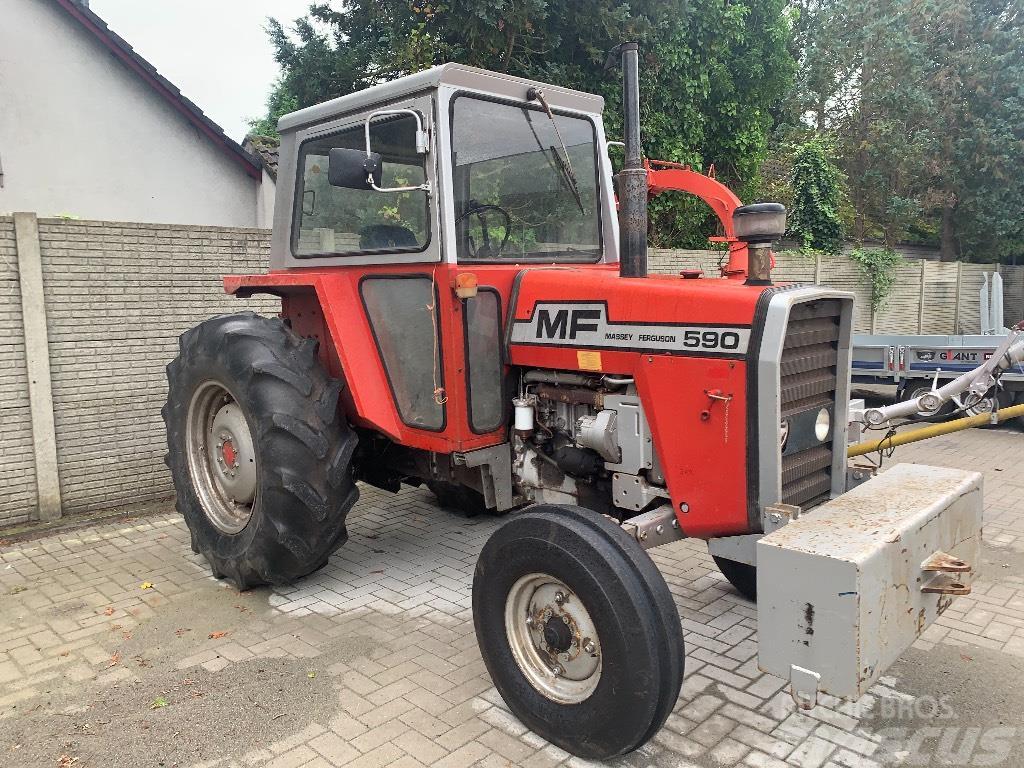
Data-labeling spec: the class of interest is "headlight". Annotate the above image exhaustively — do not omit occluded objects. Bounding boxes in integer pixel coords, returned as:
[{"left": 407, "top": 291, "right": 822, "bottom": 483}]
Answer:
[
  {"left": 780, "top": 418, "right": 790, "bottom": 449},
  {"left": 815, "top": 408, "right": 831, "bottom": 441}
]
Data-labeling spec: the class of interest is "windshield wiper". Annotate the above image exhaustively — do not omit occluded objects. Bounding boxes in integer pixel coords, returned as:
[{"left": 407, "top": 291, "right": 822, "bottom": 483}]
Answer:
[{"left": 527, "top": 87, "right": 586, "bottom": 215}]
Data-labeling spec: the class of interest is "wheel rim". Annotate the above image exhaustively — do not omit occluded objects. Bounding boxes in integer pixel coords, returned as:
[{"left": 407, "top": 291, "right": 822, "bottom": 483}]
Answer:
[
  {"left": 186, "top": 381, "right": 258, "bottom": 534},
  {"left": 504, "top": 573, "right": 602, "bottom": 704}
]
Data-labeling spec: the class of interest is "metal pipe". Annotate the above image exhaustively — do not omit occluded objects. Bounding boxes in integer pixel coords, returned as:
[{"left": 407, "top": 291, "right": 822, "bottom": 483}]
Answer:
[
  {"left": 523, "top": 370, "right": 601, "bottom": 387},
  {"left": 745, "top": 243, "right": 773, "bottom": 286},
  {"left": 847, "top": 402, "right": 1024, "bottom": 457},
  {"left": 616, "top": 42, "right": 647, "bottom": 278}
]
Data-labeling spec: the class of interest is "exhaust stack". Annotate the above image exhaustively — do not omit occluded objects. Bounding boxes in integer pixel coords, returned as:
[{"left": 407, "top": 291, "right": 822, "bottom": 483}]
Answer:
[{"left": 615, "top": 42, "right": 647, "bottom": 278}]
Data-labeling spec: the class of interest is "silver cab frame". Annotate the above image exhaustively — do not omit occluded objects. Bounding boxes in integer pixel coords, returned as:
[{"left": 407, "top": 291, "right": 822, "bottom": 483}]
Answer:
[{"left": 271, "top": 63, "right": 619, "bottom": 271}]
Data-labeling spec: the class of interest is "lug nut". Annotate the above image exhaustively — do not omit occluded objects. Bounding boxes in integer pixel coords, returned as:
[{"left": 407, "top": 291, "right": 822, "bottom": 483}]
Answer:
[
  {"left": 583, "top": 639, "right": 596, "bottom": 654},
  {"left": 554, "top": 592, "right": 565, "bottom": 605},
  {"left": 551, "top": 664, "right": 564, "bottom": 676},
  {"left": 525, "top": 616, "right": 535, "bottom": 627}
]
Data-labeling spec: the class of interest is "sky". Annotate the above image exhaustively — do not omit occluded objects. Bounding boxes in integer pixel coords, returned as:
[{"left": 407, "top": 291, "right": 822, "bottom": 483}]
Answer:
[{"left": 91, "top": 0, "right": 314, "bottom": 141}]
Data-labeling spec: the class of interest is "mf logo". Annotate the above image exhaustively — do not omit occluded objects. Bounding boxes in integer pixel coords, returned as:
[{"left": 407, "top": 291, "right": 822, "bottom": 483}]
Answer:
[{"left": 535, "top": 308, "right": 601, "bottom": 340}]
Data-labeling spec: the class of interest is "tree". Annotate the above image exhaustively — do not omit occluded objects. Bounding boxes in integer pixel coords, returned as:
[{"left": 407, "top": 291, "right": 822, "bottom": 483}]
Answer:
[
  {"left": 788, "top": 136, "right": 844, "bottom": 253},
  {"left": 255, "top": 0, "right": 795, "bottom": 249},
  {"left": 783, "top": 0, "right": 1024, "bottom": 261}
]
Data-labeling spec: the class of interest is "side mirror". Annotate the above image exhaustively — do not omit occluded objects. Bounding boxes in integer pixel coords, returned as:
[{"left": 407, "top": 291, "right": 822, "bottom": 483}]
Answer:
[{"left": 328, "top": 147, "right": 382, "bottom": 190}]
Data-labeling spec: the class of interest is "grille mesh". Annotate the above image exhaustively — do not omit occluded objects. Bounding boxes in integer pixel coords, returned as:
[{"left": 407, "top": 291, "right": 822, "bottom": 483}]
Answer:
[{"left": 780, "top": 300, "right": 841, "bottom": 508}]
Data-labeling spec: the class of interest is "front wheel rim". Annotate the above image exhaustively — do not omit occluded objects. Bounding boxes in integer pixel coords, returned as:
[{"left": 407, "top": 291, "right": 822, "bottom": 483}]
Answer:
[
  {"left": 504, "top": 573, "right": 602, "bottom": 704},
  {"left": 186, "top": 381, "right": 258, "bottom": 534}
]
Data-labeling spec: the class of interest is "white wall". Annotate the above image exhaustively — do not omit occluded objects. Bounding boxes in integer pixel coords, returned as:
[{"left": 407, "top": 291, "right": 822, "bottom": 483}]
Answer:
[{"left": 0, "top": 0, "right": 267, "bottom": 227}]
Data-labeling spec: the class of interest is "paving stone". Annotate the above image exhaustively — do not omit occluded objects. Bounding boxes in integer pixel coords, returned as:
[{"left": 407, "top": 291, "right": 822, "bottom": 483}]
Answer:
[{"left": 0, "top": 429, "right": 1021, "bottom": 767}]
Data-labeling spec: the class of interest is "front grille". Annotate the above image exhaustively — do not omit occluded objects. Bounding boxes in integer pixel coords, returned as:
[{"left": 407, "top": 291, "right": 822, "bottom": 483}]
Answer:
[{"left": 780, "top": 299, "right": 841, "bottom": 508}]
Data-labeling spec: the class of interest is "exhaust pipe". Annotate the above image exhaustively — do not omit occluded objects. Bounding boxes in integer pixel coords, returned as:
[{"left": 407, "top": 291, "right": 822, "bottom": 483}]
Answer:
[{"left": 614, "top": 42, "right": 647, "bottom": 278}]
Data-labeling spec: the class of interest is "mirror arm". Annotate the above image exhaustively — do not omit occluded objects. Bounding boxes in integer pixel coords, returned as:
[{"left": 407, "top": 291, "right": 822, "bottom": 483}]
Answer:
[
  {"left": 363, "top": 108, "right": 432, "bottom": 194},
  {"left": 368, "top": 179, "right": 432, "bottom": 194}
]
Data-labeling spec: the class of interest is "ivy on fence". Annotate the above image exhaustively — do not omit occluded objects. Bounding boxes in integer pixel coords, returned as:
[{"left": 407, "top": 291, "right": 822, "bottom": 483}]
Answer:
[{"left": 849, "top": 247, "right": 903, "bottom": 313}]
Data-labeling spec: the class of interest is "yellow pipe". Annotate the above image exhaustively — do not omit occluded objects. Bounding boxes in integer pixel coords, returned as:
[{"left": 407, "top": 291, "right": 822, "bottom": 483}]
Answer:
[{"left": 847, "top": 402, "right": 1024, "bottom": 458}]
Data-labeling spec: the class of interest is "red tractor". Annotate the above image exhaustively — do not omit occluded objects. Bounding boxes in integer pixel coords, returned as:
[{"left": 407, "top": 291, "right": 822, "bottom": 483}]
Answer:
[{"left": 164, "top": 46, "right": 989, "bottom": 759}]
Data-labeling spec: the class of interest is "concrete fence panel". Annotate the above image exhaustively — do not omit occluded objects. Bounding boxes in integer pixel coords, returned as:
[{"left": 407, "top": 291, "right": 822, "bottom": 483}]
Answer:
[
  {"left": 1000, "top": 265, "right": 1024, "bottom": 328},
  {"left": 648, "top": 250, "right": 1024, "bottom": 336}
]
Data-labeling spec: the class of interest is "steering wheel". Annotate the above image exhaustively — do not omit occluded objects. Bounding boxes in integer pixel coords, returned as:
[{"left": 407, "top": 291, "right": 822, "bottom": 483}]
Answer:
[{"left": 455, "top": 201, "right": 511, "bottom": 259}]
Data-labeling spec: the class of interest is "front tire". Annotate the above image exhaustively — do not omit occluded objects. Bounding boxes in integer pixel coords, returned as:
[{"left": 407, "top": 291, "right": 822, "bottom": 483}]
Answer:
[
  {"left": 472, "top": 505, "right": 683, "bottom": 760},
  {"left": 712, "top": 555, "right": 757, "bottom": 601},
  {"left": 163, "top": 312, "right": 358, "bottom": 589}
]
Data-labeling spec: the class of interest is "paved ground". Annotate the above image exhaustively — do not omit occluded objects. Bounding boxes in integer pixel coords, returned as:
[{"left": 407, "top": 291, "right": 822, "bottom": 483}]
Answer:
[{"left": 2, "top": 426, "right": 1023, "bottom": 768}]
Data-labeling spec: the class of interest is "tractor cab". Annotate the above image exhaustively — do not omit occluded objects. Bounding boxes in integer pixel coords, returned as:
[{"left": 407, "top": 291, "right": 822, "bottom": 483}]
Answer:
[{"left": 269, "top": 63, "right": 617, "bottom": 270}]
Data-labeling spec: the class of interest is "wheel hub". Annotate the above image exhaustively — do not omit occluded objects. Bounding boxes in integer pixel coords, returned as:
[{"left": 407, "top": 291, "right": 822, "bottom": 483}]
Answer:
[
  {"left": 542, "top": 615, "right": 573, "bottom": 653},
  {"left": 504, "top": 573, "right": 602, "bottom": 704},
  {"left": 221, "top": 438, "right": 237, "bottom": 468},
  {"left": 209, "top": 402, "right": 257, "bottom": 506},
  {"left": 186, "top": 382, "right": 258, "bottom": 535}
]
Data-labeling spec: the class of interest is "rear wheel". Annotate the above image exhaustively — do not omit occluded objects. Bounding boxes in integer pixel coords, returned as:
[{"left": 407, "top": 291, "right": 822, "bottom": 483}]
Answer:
[
  {"left": 472, "top": 505, "right": 683, "bottom": 760},
  {"left": 163, "top": 312, "right": 358, "bottom": 589},
  {"left": 712, "top": 555, "right": 757, "bottom": 601}
]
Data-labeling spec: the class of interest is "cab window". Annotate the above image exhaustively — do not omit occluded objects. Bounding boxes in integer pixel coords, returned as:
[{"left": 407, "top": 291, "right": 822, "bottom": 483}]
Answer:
[{"left": 293, "top": 114, "right": 429, "bottom": 257}]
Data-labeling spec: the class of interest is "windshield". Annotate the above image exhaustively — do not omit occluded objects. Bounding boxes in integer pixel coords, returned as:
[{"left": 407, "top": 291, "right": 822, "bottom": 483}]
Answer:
[{"left": 451, "top": 96, "right": 602, "bottom": 262}]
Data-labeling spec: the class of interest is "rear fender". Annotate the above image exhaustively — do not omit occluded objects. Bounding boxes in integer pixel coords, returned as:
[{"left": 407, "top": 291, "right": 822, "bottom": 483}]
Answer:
[{"left": 225, "top": 273, "right": 405, "bottom": 440}]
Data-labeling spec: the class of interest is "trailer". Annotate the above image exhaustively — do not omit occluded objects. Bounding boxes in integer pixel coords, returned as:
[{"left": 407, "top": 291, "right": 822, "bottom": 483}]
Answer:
[{"left": 852, "top": 273, "right": 1024, "bottom": 423}]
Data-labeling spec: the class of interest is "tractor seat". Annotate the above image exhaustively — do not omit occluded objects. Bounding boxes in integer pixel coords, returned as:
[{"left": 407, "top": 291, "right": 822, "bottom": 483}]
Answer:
[{"left": 360, "top": 224, "right": 418, "bottom": 250}]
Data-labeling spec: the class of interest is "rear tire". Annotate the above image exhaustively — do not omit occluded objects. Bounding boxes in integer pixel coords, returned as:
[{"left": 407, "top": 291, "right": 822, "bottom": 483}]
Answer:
[
  {"left": 472, "top": 505, "right": 683, "bottom": 760},
  {"left": 712, "top": 555, "right": 757, "bottom": 601},
  {"left": 163, "top": 312, "right": 358, "bottom": 589}
]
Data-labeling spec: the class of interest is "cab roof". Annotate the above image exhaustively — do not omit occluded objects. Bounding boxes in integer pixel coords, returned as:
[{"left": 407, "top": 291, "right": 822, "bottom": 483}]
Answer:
[{"left": 277, "top": 63, "right": 605, "bottom": 135}]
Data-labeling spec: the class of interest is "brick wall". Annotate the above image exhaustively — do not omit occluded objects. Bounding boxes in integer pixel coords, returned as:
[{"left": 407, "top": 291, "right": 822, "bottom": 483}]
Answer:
[
  {"left": 0, "top": 217, "right": 277, "bottom": 524},
  {"left": 0, "top": 219, "right": 37, "bottom": 525}
]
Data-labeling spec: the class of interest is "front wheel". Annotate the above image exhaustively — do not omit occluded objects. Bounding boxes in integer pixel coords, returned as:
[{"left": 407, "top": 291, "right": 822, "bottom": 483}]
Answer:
[
  {"left": 472, "top": 505, "right": 683, "bottom": 760},
  {"left": 712, "top": 555, "right": 757, "bottom": 601}
]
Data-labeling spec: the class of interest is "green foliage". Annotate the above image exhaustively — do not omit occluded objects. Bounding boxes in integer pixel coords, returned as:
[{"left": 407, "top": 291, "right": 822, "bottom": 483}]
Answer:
[
  {"left": 259, "top": 0, "right": 795, "bottom": 249},
  {"left": 787, "top": 137, "right": 844, "bottom": 253},
  {"left": 783, "top": 0, "right": 1024, "bottom": 262},
  {"left": 248, "top": 85, "right": 298, "bottom": 139},
  {"left": 848, "top": 247, "right": 903, "bottom": 312}
]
